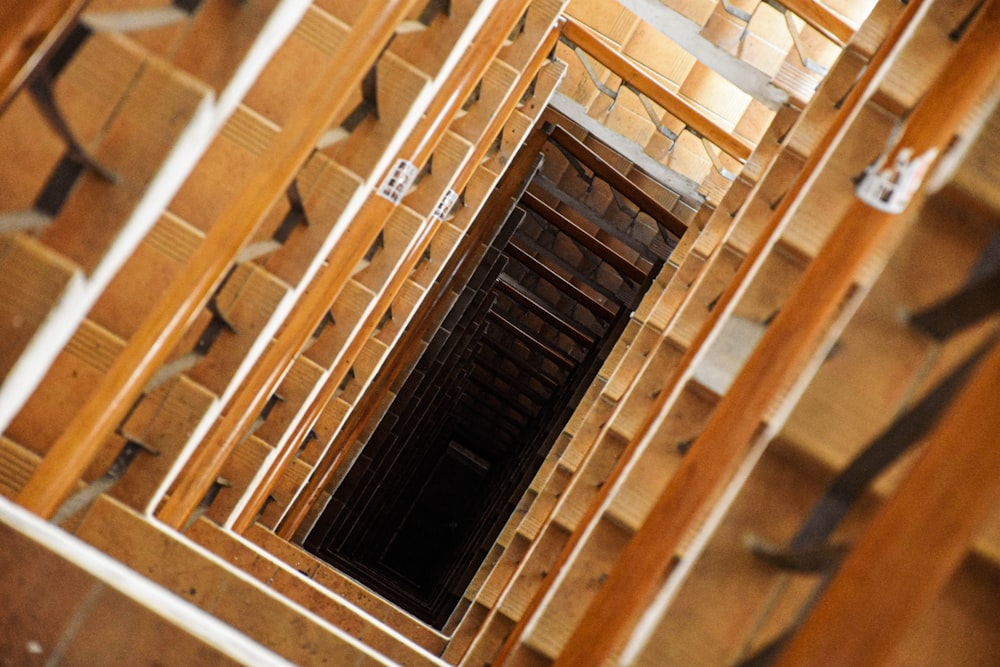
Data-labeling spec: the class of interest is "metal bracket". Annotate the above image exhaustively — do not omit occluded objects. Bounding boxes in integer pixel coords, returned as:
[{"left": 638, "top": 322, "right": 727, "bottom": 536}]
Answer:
[
  {"left": 254, "top": 494, "right": 278, "bottom": 522},
  {"left": 909, "top": 235, "right": 1000, "bottom": 340},
  {"left": 783, "top": 10, "right": 829, "bottom": 75},
  {"left": 560, "top": 36, "right": 622, "bottom": 110},
  {"left": 28, "top": 25, "right": 118, "bottom": 183},
  {"left": 720, "top": 0, "right": 755, "bottom": 23},
  {"left": 950, "top": 0, "right": 987, "bottom": 41},
  {"left": 633, "top": 87, "right": 679, "bottom": 144},
  {"left": 181, "top": 476, "right": 231, "bottom": 531},
  {"left": 309, "top": 310, "right": 336, "bottom": 344},
  {"left": 297, "top": 430, "right": 319, "bottom": 456},
  {"left": 52, "top": 439, "right": 158, "bottom": 525},
  {"left": 318, "top": 64, "right": 379, "bottom": 148},
  {"left": 376, "top": 307, "right": 394, "bottom": 333},
  {"left": 270, "top": 179, "right": 310, "bottom": 245},
  {"left": 745, "top": 534, "right": 848, "bottom": 573},
  {"left": 699, "top": 134, "right": 738, "bottom": 181},
  {"left": 336, "top": 367, "right": 356, "bottom": 395},
  {"left": 364, "top": 230, "right": 386, "bottom": 263},
  {"left": 547, "top": 138, "right": 594, "bottom": 188}
]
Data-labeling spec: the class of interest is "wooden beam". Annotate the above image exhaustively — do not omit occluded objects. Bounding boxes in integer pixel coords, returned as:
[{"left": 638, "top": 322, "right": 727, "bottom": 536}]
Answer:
[
  {"left": 521, "top": 191, "right": 647, "bottom": 283},
  {"left": 529, "top": 176, "right": 659, "bottom": 262},
  {"left": 453, "top": 407, "right": 522, "bottom": 440},
  {"left": 227, "top": 23, "right": 562, "bottom": 541},
  {"left": 559, "top": 16, "right": 753, "bottom": 162},
  {"left": 545, "top": 122, "right": 688, "bottom": 238},
  {"left": 506, "top": 241, "right": 619, "bottom": 321},
  {"left": 16, "top": 0, "right": 424, "bottom": 520},
  {"left": 467, "top": 375, "right": 537, "bottom": 419},
  {"left": 512, "top": 229, "right": 626, "bottom": 303},
  {"left": 495, "top": 275, "right": 598, "bottom": 345},
  {"left": 0, "top": 0, "right": 88, "bottom": 112},
  {"left": 780, "top": 0, "right": 856, "bottom": 46},
  {"left": 487, "top": 310, "right": 576, "bottom": 369},
  {"left": 776, "top": 339, "right": 1000, "bottom": 666},
  {"left": 458, "top": 393, "right": 529, "bottom": 431},
  {"left": 479, "top": 337, "right": 562, "bottom": 391},
  {"left": 553, "top": 2, "right": 1000, "bottom": 662}
]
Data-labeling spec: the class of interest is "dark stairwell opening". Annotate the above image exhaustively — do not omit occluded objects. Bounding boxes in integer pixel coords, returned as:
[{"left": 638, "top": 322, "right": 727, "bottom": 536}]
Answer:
[{"left": 304, "top": 113, "right": 688, "bottom": 628}]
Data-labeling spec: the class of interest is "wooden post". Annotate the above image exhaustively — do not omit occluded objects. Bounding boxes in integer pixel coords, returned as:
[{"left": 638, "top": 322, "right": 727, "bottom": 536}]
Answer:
[
  {"left": 16, "top": 0, "right": 422, "bottom": 520},
  {"left": 776, "top": 339, "right": 1000, "bottom": 666},
  {"left": 552, "top": 1, "right": 1000, "bottom": 663}
]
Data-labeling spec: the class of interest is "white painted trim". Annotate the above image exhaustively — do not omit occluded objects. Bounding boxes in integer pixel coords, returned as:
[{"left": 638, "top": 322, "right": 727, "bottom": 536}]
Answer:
[
  {"left": 0, "top": 495, "right": 295, "bottom": 666},
  {"left": 217, "top": 524, "right": 451, "bottom": 664}
]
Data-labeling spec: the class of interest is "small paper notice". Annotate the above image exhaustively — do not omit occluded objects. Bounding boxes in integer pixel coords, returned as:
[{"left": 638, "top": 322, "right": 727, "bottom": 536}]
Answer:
[
  {"left": 855, "top": 147, "right": 938, "bottom": 214},
  {"left": 377, "top": 159, "right": 418, "bottom": 205},
  {"left": 431, "top": 189, "right": 460, "bottom": 222}
]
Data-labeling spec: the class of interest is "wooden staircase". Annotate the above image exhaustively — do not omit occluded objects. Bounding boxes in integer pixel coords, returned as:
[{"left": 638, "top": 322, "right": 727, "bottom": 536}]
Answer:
[{"left": 3, "top": 0, "right": 1000, "bottom": 665}]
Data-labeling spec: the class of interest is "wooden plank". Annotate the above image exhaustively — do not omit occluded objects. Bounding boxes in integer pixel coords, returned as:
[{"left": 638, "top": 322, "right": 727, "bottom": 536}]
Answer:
[
  {"left": 0, "top": 437, "right": 40, "bottom": 499},
  {"left": 0, "top": 495, "right": 289, "bottom": 665},
  {"left": 507, "top": 240, "right": 619, "bottom": 321},
  {"left": 0, "top": 234, "right": 83, "bottom": 424},
  {"left": 496, "top": 275, "right": 598, "bottom": 344},
  {"left": 0, "top": 0, "right": 88, "bottom": 111},
  {"left": 37, "top": 36, "right": 212, "bottom": 275},
  {"left": 488, "top": 310, "right": 576, "bottom": 369},
  {"left": 546, "top": 123, "right": 688, "bottom": 237},
  {"left": 185, "top": 519, "right": 443, "bottom": 667},
  {"left": 560, "top": 16, "right": 754, "bottom": 161},
  {"left": 552, "top": 2, "right": 1000, "bottom": 661},
  {"left": 15, "top": 0, "right": 423, "bottom": 520},
  {"left": 113, "top": 375, "right": 217, "bottom": 511},
  {"left": 522, "top": 191, "right": 647, "bottom": 283},
  {"left": 75, "top": 496, "right": 398, "bottom": 665},
  {"left": 776, "top": 340, "right": 1000, "bottom": 666}
]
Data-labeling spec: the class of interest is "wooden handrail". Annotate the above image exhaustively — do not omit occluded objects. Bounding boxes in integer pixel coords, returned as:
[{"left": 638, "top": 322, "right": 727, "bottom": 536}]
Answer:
[
  {"left": 495, "top": 276, "right": 596, "bottom": 345},
  {"left": 200, "top": 0, "right": 537, "bottom": 535},
  {"left": 488, "top": 1, "right": 930, "bottom": 662},
  {"left": 487, "top": 310, "right": 576, "bottom": 369},
  {"left": 521, "top": 191, "right": 647, "bottom": 283},
  {"left": 506, "top": 241, "right": 619, "bottom": 321},
  {"left": 273, "top": 86, "right": 559, "bottom": 539},
  {"left": 0, "top": 0, "right": 89, "bottom": 113},
  {"left": 545, "top": 122, "right": 688, "bottom": 238},
  {"left": 777, "top": 338, "right": 1000, "bottom": 665},
  {"left": 560, "top": 16, "right": 754, "bottom": 162},
  {"left": 553, "top": 1, "right": 1000, "bottom": 662},
  {"left": 16, "top": 0, "right": 423, "bottom": 520},
  {"left": 780, "top": 0, "right": 856, "bottom": 45}
]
